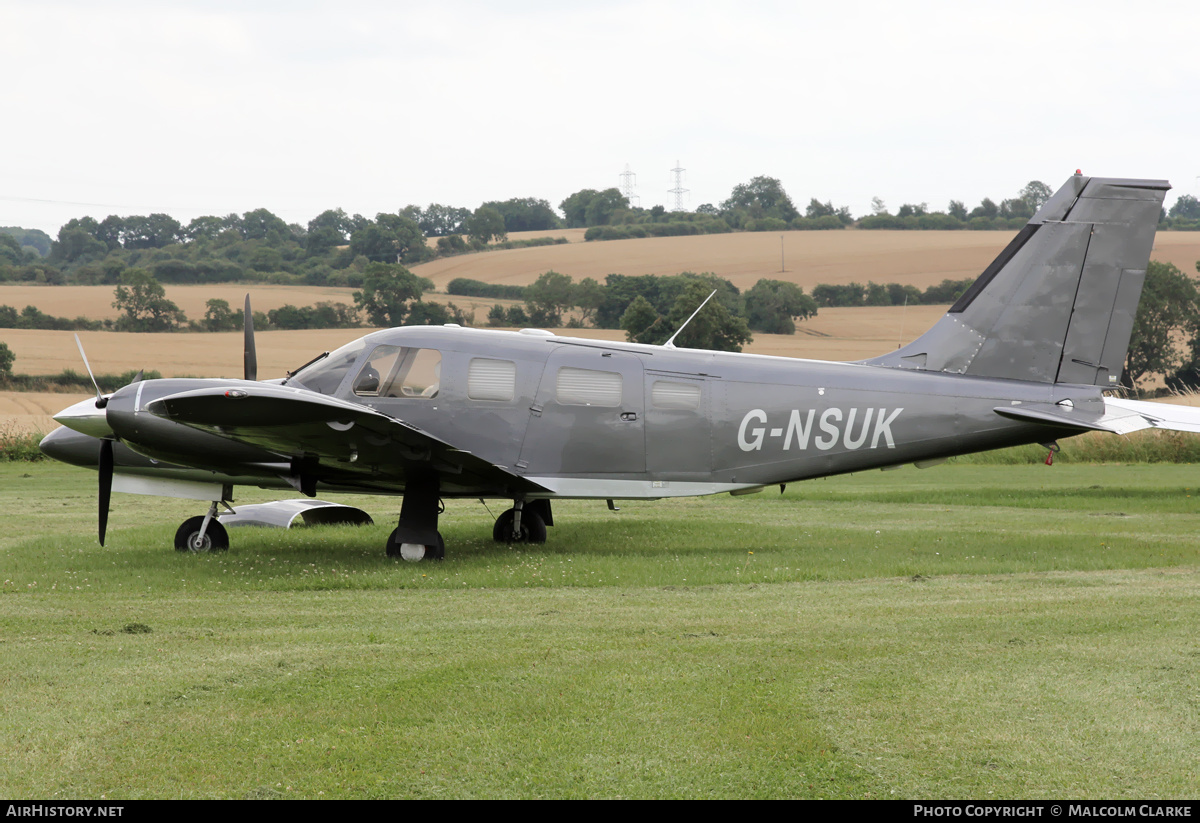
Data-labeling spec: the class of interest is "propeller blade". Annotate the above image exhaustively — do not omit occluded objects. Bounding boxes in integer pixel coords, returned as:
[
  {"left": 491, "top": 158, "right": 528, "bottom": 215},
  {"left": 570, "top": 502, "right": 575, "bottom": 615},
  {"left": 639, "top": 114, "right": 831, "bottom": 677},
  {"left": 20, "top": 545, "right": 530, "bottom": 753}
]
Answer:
[
  {"left": 74, "top": 333, "right": 104, "bottom": 403},
  {"left": 98, "top": 438, "right": 113, "bottom": 546},
  {"left": 244, "top": 294, "right": 257, "bottom": 382},
  {"left": 131, "top": 369, "right": 144, "bottom": 383}
]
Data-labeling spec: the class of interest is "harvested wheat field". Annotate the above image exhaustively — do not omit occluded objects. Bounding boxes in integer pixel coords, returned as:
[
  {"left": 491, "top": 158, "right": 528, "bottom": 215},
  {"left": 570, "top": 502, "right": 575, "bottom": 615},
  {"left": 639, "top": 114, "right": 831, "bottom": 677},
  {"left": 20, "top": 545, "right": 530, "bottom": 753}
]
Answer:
[
  {"left": 0, "top": 283, "right": 510, "bottom": 326},
  {"left": 0, "top": 284, "right": 360, "bottom": 322},
  {"left": 413, "top": 230, "right": 1200, "bottom": 293}
]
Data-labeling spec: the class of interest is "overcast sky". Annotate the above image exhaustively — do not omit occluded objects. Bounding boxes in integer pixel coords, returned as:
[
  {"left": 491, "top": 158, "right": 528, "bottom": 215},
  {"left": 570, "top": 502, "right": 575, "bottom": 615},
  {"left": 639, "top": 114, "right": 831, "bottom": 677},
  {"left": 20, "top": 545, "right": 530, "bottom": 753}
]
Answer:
[{"left": 3, "top": 0, "right": 1197, "bottom": 236}]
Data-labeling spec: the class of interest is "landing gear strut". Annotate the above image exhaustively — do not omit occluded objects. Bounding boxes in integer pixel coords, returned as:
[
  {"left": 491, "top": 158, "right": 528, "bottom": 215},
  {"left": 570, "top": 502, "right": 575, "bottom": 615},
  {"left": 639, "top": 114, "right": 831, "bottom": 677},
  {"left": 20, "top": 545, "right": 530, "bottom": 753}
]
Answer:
[
  {"left": 493, "top": 499, "right": 550, "bottom": 544},
  {"left": 386, "top": 472, "right": 443, "bottom": 561}
]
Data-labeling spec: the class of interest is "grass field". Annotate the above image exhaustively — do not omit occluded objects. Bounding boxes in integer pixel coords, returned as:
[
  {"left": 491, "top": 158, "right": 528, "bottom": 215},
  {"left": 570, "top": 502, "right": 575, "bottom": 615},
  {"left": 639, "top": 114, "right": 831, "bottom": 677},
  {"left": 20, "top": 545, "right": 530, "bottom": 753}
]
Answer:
[{"left": 1, "top": 461, "right": 1196, "bottom": 799}]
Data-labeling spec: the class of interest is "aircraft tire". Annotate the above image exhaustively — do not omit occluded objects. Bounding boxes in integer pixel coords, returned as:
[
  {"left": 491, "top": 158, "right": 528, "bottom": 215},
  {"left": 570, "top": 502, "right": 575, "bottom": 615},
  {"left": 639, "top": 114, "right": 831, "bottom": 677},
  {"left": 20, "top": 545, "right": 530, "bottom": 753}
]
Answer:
[
  {"left": 174, "top": 517, "right": 230, "bottom": 552},
  {"left": 492, "top": 508, "right": 547, "bottom": 544},
  {"left": 386, "top": 528, "right": 444, "bottom": 561}
]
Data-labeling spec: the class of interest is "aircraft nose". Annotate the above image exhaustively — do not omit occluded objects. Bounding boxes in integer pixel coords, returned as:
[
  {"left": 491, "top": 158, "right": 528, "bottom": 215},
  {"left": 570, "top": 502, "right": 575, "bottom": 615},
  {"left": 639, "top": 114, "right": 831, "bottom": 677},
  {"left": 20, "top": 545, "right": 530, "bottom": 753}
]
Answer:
[
  {"left": 52, "top": 396, "right": 113, "bottom": 438},
  {"left": 39, "top": 426, "right": 102, "bottom": 468}
]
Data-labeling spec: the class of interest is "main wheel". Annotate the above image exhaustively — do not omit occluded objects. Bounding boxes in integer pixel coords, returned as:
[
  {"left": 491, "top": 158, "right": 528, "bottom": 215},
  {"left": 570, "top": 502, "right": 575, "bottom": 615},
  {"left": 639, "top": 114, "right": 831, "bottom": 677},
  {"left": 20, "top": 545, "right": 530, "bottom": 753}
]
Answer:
[
  {"left": 174, "top": 517, "right": 230, "bottom": 552},
  {"left": 492, "top": 508, "right": 547, "bottom": 544},
  {"left": 386, "top": 528, "right": 444, "bottom": 561}
]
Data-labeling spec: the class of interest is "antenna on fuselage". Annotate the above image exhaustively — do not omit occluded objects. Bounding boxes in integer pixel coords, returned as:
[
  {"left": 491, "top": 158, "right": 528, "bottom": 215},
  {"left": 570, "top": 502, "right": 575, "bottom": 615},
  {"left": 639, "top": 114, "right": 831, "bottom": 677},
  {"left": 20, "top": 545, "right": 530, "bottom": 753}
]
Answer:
[{"left": 663, "top": 290, "right": 718, "bottom": 349}]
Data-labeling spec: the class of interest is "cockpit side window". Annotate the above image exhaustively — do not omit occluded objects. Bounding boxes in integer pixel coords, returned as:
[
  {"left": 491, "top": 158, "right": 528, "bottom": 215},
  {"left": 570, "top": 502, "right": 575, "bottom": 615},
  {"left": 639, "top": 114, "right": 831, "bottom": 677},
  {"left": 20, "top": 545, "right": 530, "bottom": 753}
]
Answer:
[
  {"left": 353, "top": 346, "right": 442, "bottom": 398},
  {"left": 289, "top": 339, "right": 365, "bottom": 395}
]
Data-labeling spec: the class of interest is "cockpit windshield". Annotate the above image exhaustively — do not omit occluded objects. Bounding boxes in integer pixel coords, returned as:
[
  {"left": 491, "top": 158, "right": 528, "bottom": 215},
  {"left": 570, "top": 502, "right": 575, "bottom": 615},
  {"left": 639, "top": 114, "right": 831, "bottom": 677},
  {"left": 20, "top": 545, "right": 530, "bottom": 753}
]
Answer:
[{"left": 286, "top": 339, "right": 366, "bottom": 395}]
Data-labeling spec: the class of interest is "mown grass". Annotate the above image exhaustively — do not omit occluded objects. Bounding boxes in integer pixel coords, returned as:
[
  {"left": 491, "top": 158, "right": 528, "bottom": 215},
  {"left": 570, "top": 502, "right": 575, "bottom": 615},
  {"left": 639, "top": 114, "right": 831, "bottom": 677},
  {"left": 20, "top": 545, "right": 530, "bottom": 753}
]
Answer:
[{"left": 1, "top": 462, "right": 1197, "bottom": 798}]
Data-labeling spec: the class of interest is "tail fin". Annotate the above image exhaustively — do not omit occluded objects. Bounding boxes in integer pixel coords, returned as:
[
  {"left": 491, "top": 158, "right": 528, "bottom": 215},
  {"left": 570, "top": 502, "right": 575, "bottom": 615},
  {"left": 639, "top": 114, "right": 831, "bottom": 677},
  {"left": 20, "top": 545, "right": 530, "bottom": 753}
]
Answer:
[{"left": 865, "top": 173, "right": 1169, "bottom": 386}]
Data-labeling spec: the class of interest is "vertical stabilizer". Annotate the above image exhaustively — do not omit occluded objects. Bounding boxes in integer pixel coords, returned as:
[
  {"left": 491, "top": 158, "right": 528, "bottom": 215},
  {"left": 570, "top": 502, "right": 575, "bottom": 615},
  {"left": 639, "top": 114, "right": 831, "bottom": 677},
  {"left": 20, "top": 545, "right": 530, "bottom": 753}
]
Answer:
[{"left": 865, "top": 174, "right": 1169, "bottom": 385}]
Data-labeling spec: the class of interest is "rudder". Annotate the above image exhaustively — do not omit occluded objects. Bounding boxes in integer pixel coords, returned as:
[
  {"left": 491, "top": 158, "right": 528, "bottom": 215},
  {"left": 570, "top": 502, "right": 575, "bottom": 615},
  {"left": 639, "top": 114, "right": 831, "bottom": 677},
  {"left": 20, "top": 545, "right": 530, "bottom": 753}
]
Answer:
[{"left": 865, "top": 173, "right": 1169, "bottom": 386}]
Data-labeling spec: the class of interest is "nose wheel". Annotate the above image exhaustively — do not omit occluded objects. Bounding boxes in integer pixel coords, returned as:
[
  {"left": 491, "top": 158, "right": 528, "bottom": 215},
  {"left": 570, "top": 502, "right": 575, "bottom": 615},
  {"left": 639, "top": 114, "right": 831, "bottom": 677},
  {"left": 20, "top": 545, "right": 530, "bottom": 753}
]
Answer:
[
  {"left": 174, "top": 497, "right": 232, "bottom": 552},
  {"left": 175, "top": 515, "right": 230, "bottom": 552}
]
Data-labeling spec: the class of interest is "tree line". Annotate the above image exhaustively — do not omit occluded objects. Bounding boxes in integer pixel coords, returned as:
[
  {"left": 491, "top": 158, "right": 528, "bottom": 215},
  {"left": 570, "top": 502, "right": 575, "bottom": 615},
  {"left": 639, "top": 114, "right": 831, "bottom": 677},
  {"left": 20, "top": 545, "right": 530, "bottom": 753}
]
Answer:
[{"left": 5, "top": 175, "right": 1198, "bottom": 292}]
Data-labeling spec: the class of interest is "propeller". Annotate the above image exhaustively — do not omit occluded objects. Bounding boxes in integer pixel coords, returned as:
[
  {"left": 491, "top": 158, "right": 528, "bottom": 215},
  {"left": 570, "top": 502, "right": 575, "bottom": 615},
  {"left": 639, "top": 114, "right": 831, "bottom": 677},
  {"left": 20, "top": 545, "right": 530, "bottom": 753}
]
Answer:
[
  {"left": 74, "top": 334, "right": 119, "bottom": 545},
  {"left": 244, "top": 294, "right": 257, "bottom": 382},
  {"left": 98, "top": 438, "right": 113, "bottom": 546},
  {"left": 74, "top": 333, "right": 107, "bottom": 407}
]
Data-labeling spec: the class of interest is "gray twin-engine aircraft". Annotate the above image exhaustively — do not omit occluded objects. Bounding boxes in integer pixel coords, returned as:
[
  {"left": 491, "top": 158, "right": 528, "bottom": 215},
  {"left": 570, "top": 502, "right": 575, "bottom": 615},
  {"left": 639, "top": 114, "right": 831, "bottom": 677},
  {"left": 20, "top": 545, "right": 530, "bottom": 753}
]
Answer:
[{"left": 40, "top": 173, "right": 1200, "bottom": 560}]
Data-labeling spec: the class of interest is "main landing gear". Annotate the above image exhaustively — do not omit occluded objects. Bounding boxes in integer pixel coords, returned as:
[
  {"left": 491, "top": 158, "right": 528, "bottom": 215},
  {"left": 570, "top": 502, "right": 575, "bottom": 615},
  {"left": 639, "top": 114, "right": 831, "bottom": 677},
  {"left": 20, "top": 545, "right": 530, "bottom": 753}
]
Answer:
[
  {"left": 386, "top": 472, "right": 444, "bottom": 562},
  {"left": 492, "top": 499, "right": 551, "bottom": 544}
]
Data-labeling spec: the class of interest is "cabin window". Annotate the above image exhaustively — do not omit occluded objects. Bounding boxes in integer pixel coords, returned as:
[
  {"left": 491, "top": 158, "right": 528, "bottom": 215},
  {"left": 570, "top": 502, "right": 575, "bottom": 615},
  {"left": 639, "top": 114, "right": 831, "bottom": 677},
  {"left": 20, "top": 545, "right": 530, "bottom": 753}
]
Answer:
[
  {"left": 353, "top": 346, "right": 442, "bottom": 398},
  {"left": 556, "top": 367, "right": 622, "bottom": 407},
  {"left": 467, "top": 358, "right": 516, "bottom": 401},
  {"left": 651, "top": 380, "right": 701, "bottom": 410}
]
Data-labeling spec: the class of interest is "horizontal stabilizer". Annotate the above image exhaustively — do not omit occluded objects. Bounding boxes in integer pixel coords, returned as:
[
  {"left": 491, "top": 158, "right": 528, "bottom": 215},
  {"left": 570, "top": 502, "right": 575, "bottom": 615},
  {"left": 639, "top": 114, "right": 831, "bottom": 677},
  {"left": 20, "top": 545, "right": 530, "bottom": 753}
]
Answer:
[
  {"left": 994, "top": 402, "right": 1152, "bottom": 434},
  {"left": 1102, "top": 397, "right": 1200, "bottom": 434}
]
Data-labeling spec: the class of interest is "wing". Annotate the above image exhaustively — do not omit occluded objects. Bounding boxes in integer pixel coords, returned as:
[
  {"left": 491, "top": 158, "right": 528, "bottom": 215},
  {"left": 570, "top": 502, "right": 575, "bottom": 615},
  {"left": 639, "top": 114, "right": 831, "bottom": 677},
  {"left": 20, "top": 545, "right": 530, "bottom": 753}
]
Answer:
[{"left": 145, "top": 383, "right": 545, "bottom": 497}]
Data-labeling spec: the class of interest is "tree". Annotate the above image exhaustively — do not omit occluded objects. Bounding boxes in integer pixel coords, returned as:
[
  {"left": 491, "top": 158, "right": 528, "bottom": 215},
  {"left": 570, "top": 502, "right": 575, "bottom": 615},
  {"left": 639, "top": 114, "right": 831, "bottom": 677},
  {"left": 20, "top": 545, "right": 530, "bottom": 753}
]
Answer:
[
  {"left": 349, "top": 213, "right": 427, "bottom": 263},
  {"left": 559, "top": 189, "right": 600, "bottom": 228},
  {"left": 203, "top": 298, "right": 241, "bottom": 332},
  {"left": 621, "top": 282, "right": 752, "bottom": 352},
  {"left": 1125, "top": 261, "right": 1200, "bottom": 388},
  {"left": 969, "top": 198, "right": 999, "bottom": 220},
  {"left": 465, "top": 206, "right": 507, "bottom": 245},
  {"left": 744, "top": 279, "right": 817, "bottom": 334},
  {"left": 806, "top": 199, "right": 844, "bottom": 219},
  {"left": 1020, "top": 180, "right": 1053, "bottom": 212},
  {"left": 574, "top": 277, "right": 605, "bottom": 326},
  {"left": 306, "top": 208, "right": 353, "bottom": 256},
  {"left": 505, "top": 305, "right": 528, "bottom": 326},
  {"left": 120, "top": 213, "right": 182, "bottom": 249},
  {"left": 352, "top": 262, "right": 428, "bottom": 327},
  {"left": 406, "top": 203, "right": 471, "bottom": 237},
  {"left": 583, "top": 189, "right": 629, "bottom": 227},
  {"left": 49, "top": 223, "right": 105, "bottom": 263},
  {"left": 720, "top": 176, "right": 798, "bottom": 222},
  {"left": 0, "top": 233, "right": 20, "bottom": 265},
  {"left": 113, "top": 269, "right": 186, "bottom": 331},
  {"left": 662, "top": 281, "right": 752, "bottom": 352},
  {"left": 1168, "top": 195, "right": 1200, "bottom": 221},
  {"left": 0, "top": 341, "right": 13, "bottom": 380},
  {"left": 524, "top": 270, "right": 575, "bottom": 327},
  {"left": 240, "top": 208, "right": 290, "bottom": 242},
  {"left": 870, "top": 197, "right": 888, "bottom": 216},
  {"left": 436, "top": 234, "right": 468, "bottom": 255},
  {"left": 998, "top": 197, "right": 1034, "bottom": 220},
  {"left": 619, "top": 295, "right": 661, "bottom": 343},
  {"left": 896, "top": 203, "right": 928, "bottom": 218},
  {"left": 481, "top": 197, "right": 562, "bottom": 232},
  {"left": 947, "top": 200, "right": 968, "bottom": 220}
]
